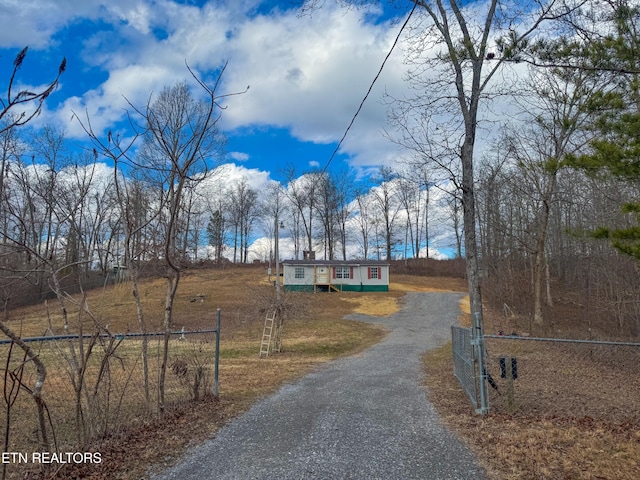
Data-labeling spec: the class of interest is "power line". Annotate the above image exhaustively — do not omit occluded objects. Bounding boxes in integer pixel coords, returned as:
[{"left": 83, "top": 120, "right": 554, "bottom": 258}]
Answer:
[{"left": 321, "top": 2, "right": 418, "bottom": 174}]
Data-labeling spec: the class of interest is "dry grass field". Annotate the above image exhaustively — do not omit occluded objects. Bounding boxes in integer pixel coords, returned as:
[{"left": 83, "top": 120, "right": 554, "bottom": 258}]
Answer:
[
  {"left": 2, "top": 265, "right": 638, "bottom": 479},
  {"left": 2, "top": 266, "right": 455, "bottom": 479},
  {"left": 424, "top": 303, "right": 640, "bottom": 480}
]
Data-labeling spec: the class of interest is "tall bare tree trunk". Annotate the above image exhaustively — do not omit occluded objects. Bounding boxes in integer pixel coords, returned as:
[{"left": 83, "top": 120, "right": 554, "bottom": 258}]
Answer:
[
  {"left": 0, "top": 322, "right": 49, "bottom": 452},
  {"left": 533, "top": 199, "right": 550, "bottom": 325}
]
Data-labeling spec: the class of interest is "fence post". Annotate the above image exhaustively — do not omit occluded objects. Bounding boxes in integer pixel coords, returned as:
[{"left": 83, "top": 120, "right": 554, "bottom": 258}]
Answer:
[
  {"left": 214, "top": 308, "right": 221, "bottom": 397},
  {"left": 472, "top": 311, "right": 490, "bottom": 415}
]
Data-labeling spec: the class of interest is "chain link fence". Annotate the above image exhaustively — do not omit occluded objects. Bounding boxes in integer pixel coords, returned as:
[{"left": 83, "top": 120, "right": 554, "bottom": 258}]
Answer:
[
  {"left": 452, "top": 327, "right": 640, "bottom": 423},
  {"left": 483, "top": 335, "right": 640, "bottom": 423},
  {"left": 0, "top": 312, "right": 220, "bottom": 479}
]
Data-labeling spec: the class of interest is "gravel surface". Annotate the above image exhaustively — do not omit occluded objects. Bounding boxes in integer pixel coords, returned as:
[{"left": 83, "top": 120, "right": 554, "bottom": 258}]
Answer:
[{"left": 152, "top": 291, "right": 486, "bottom": 480}]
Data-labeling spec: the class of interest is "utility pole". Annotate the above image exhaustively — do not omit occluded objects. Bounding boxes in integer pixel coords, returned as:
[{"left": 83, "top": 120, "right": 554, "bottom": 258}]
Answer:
[{"left": 275, "top": 214, "right": 281, "bottom": 302}]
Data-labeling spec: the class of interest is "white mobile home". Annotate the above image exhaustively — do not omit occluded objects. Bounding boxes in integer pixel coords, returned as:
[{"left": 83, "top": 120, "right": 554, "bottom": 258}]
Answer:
[{"left": 281, "top": 260, "right": 389, "bottom": 292}]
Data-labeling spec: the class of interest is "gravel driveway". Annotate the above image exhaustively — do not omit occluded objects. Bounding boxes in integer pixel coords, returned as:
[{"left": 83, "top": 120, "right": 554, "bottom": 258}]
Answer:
[{"left": 152, "top": 291, "right": 486, "bottom": 480}]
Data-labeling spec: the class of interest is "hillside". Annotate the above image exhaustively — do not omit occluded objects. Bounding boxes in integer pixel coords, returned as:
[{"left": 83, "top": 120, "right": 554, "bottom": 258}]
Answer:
[{"left": 1, "top": 264, "right": 463, "bottom": 479}]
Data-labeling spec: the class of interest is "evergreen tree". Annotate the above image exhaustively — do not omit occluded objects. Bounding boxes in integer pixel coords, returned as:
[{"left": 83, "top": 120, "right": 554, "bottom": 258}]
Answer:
[
  {"left": 566, "top": 1, "right": 640, "bottom": 259},
  {"left": 207, "top": 209, "right": 226, "bottom": 262}
]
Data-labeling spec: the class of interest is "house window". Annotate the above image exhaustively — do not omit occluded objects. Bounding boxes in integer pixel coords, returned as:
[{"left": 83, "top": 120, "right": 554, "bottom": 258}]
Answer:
[
  {"left": 294, "top": 267, "right": 305, "bottom": 279},
  {"left": 369, "top": 267, "right": 380, "bottom": 279},
  {"left": 335, "top": 266, "right": 351, "bottom": 279}
]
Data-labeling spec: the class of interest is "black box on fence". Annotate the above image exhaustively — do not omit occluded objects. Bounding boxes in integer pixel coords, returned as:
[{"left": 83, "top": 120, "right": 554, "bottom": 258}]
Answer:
[{"left": 500, "top": 356, "right": 518, "bottom": 380}]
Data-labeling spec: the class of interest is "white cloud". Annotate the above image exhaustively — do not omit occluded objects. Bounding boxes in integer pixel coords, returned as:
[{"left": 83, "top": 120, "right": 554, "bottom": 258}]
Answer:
[
  {"left": 22, "top": 0, "right": 412, "bottom": 172},
  {"left": 194, "top": 162, "right": 272, "bottom": 210},
  {"left": 2, "top": 0, "right": 531, "bottom": 183},
  {"left": 216, "top": 162, "right": 271, "bottom": 190},
  {"left": 0, "top": 1, "right": 188, "bottom": 50},
  {"left": 0, "top": 0, "right": 102, "bottom": 48},
  {"left": 52, "top": 63, "right": 182, "bottom": 138},
  {"left": 229, "top": 151, "right": 250, "bottom": 162},
  {"left": 220, "top": 5, "right": 408, "bottom": 140}
]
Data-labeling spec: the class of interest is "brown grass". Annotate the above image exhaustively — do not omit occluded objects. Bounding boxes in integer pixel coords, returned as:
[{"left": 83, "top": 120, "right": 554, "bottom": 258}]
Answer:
[
  {"left": 7, "top": 266, "right": 437, "bottom": 479},
  {"left": 423, "top": 303, "right": 640, "bottom": 480},
  {"left": 7, "top": 267, "right": 638, "bottom": 480}
]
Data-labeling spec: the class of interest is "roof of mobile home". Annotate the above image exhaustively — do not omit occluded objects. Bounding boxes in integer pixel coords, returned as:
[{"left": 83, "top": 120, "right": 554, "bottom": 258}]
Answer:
[{"left": 281, "top": 260, "right": 390, "bottom": 265}]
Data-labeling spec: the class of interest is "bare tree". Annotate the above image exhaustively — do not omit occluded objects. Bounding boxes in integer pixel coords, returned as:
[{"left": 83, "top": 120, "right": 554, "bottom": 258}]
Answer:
[
  {"left": 78, "top": 66, "right": 238, "bottom": 418},
  {"left": 72, "top": 108, "right": 160, "bottom": 413},
  {"left": 493, "top": 56, "right": 606, "bottom": 324},
  {"left": 402, "top": 0, "right": 580, "bottom": 325},
  {"left": 261, "top": 181, "right": 287, "bottom": 268},
  {"left": 0, "top": 47, "right": 65, "bottom": 134},
  {"left": 370, "top": 166, "right": 401, "bottom": 260},
  {"left": 22, "top": 126, "right": 70, "bottom": 292},
  {"left": 134, "top": 70, "right": 230, "bottom": 417},
  {"left": 227, "top": 177, "right": 259, "bottom": 263},
  {"left": 443, "top": 189, "right": 463, "bottom": 259},
  {"left": 333, "top": 169, "right": 356, "bottom": 260},
  {"left": 305, "top": 0, "right": 581, "bottom": 327},
  {"left": 0, "top": 122, "right": 21, "bottom": 237},
  {"left": 0, "top": 153, "right": 113, "bottom": 458},
  {"left": 284, "top": 167, "right": 319, "bottom": 258},
  {"left": 396, "top": 171, "right": 423, "bottom": 259},
  {"left": 354, "top": 188, "right": 374, "bottom": 259},
  {"left": 315, "top": 172, "right": 339, "bottom": 260},
  {"left": 206, "top": 199, "right": 228, "bottom": 263}
]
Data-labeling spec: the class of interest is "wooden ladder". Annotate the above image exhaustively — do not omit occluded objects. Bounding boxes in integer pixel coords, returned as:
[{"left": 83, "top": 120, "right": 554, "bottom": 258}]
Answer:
[{"left": 259, "top": 310, "right": 276, "bottom": 357}]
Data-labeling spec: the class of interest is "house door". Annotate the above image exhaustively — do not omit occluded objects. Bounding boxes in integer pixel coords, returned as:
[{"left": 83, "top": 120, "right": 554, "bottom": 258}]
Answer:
[{"left": 316, "top": 266, "right": 329, "bottom": 283}]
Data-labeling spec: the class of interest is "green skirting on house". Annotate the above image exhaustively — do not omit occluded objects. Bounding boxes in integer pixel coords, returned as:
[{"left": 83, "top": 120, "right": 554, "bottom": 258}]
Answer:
[{"left": 284, "top": 284, "right": 389, "bottom": 292}]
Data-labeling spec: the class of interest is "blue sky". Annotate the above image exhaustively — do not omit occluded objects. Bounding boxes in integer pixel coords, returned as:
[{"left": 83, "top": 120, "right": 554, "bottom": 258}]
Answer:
[{"left": 0, "top": 0, "right": 415, "bottom": 184}]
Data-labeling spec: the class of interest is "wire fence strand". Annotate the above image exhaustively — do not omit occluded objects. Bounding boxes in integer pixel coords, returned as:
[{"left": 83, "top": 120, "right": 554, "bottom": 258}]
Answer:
[{"left": 0, "top": 326, "right": 220, "bottom": 478}]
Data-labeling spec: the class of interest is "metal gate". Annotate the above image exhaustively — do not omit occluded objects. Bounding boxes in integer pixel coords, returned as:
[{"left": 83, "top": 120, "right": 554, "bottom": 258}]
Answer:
[{"left": 451, "top": 320, "right": 489, "bottom": 414}]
